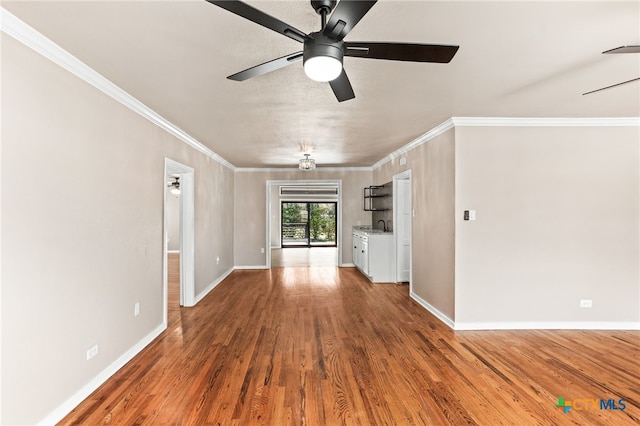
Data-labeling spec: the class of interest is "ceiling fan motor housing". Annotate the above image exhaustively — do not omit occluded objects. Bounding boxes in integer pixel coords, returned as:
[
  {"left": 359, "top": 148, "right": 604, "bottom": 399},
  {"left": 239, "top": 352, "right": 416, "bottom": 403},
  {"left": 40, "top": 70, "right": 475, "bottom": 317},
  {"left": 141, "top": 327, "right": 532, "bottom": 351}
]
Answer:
[
  {"left": 311, "top": 0, "right": 337, "bottom": 15},
  {"left": 304, "top": 32, "right": 344, "bottom": 66}
]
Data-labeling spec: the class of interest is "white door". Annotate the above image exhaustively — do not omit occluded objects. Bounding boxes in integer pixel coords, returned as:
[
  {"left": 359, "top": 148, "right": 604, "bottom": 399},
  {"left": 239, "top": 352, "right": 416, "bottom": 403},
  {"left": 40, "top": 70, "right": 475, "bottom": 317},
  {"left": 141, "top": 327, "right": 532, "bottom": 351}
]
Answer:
[{"left": 396, "top": 178, "right": 411, "bottom": 282}]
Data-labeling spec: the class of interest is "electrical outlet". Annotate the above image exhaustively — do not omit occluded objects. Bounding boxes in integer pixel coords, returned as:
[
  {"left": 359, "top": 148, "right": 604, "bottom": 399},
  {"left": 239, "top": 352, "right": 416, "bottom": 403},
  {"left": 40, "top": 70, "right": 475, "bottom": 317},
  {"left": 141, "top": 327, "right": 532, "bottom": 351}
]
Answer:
[
  {"left": 261, "top": 248, "right": 265, "bottom": 254},
  {"left": 216, "top": 256, "right": 220, "bottom": 265},
  {"left": 134, "top": 302, "right": 140, "bottom": 316},
  {"left": 86, "top": 344, "right": 99, "bottom": 360},
  {"left": 580, "top": 299, "right": 593, "bottom": 308}
]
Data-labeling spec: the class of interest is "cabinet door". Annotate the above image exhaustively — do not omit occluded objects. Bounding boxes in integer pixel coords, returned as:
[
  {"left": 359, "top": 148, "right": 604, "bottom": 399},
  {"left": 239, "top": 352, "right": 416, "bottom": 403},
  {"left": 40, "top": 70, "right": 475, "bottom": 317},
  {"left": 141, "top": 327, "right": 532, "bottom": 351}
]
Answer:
[
  {"left": 361, "top": 240, "right": 369, "bottom": 275},
  {"left": 352, "top": 234, "right": 359, "bottom": 268}
]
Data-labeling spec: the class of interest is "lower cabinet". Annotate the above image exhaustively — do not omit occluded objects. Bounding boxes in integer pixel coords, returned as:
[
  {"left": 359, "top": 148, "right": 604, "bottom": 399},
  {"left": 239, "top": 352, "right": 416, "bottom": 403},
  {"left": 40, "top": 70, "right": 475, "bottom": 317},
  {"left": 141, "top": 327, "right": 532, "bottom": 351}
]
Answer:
[{"left": 352, "top": 231, "right": 394, "bottom": 282}]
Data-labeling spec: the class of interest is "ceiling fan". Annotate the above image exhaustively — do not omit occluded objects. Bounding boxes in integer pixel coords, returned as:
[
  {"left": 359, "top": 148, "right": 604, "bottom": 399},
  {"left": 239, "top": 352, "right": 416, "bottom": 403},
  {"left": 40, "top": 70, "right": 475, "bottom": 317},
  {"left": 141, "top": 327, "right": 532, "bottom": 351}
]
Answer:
[
  {"left": 583, "top": 45, "right": 640, "bottom": 95},
  {"left": 206, "top": 0, "right": 459, "bottom": 102},
  {"left": 168, "top": 177, "right": 181, "bottom": 195}
]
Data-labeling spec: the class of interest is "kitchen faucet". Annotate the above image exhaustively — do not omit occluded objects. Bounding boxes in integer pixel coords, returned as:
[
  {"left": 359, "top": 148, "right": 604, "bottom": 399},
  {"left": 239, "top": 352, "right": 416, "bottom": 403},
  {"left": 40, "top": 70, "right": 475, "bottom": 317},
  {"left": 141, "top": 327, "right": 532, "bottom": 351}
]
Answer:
[{"left": 377, "top": 219, "right": 387, "bottom": 232}]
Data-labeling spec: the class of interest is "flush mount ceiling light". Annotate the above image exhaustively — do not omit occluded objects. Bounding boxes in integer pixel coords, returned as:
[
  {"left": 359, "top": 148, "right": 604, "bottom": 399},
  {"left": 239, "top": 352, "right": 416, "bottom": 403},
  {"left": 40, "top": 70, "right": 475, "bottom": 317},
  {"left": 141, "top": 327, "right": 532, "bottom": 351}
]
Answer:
[
  {"left": 168, "top": 177, "right": 180, "bottom": 195},
  {"left": 299, "top": 154, "right": 316, "bottom": 171}
]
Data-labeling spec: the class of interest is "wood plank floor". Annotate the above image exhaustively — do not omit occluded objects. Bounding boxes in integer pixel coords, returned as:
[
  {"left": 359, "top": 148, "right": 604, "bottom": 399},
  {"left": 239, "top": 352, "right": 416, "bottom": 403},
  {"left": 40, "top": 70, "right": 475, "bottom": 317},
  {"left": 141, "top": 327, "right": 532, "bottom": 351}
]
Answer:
[
  {"left": 271, "top": 247, "right": 338, "bottom": 267},
  {"left": 59, "top": 264, "right": 640, "bottom": 425}
]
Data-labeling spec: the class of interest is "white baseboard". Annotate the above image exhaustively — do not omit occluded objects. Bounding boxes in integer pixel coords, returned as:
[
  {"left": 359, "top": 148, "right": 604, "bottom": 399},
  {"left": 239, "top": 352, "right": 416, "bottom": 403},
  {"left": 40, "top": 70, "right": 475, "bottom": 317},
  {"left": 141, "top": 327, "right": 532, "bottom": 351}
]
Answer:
[
  {"left": 38, "top": 323, "right": 166, "bottom": 426},
  {"left": 410, "top": 291, "right": 455, "bottom": 329},
  {"left": 234, "top": 265, "right": 269, "bottom": 270},
  {"left": 339, "top": 263, "right": 356, "bottom": 267},
  {"left": 167, "top": 250, "right": 180, "bottom": 254},
  {"left": 454, "top": 321, "right": 640, "bottom": 331},
  {"left": 193, "top": 267, "right": 234, "bottom": 305},
  {"left": 409, "top": 291, "right": 640, "bottom": 331}
]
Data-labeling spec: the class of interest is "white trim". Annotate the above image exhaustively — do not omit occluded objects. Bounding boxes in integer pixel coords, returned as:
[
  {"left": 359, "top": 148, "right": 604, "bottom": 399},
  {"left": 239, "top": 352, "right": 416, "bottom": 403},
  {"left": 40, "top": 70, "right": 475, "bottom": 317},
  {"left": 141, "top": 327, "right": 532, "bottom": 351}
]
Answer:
[
  {"left": 454, "top": 322, "right": 640, "bottom": 331},
  {"left": 37, "top": 323, "right": 166, "bottom": 426},
  {"left": 178, "top": 171, "right": 195, "bottom": 307},
  {"left": 372, "top": 116, "right": 640, "bottom": 170},
  {"left": 393, "top": 170, "right": 412, "bottom": 285},
  {"left": 410, "top": 291, "right": 455, "bottom": 330},
  {"left": 451, "top": 117, "right": 640, "bottom": 127},
  {"left": 193, "top": 267, "right": 234, "bottom": 305},
  {"left": 235, "top": 167, "right": 372, "bottom": 172},
  {"left": 234, "top": 265, "right": 270, "bottom": 270},
  {"left": 0, "top": 7, "right": 234, "bottom": 170},
  {"left": 163, "top": 158, "right": 195, "bottom": 327},
  {"left": 372, "top": 119, "right": 455, "bottom": 169},
  {"left": 340, "top": 263, "right": 356, "bottom": 267},
  {"left": 167, "top": 250, "right": 180, "bottom": 254}
]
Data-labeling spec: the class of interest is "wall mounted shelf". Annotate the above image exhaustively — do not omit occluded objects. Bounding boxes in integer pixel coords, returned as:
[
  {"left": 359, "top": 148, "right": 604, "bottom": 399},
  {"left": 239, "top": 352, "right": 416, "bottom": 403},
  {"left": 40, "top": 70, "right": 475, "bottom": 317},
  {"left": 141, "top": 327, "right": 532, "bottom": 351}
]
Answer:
[{"left": 363, "top": 186, "right": 389, "bottom": 211}]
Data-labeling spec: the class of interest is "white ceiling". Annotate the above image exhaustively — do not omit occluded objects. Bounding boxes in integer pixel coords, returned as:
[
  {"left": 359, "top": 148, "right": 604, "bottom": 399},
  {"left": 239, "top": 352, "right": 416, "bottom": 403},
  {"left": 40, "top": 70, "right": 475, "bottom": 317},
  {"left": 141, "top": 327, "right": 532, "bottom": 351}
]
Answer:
[{"left": 3, "top": 0, "right": 639, "bottom": 168}]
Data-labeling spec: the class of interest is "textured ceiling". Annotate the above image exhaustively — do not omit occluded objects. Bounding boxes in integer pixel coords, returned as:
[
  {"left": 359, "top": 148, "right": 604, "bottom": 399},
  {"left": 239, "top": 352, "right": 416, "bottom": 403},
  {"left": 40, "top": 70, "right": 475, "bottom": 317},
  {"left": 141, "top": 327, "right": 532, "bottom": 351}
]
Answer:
[{"left": 3, "top": 0, "right": 639, "bottom": 168}]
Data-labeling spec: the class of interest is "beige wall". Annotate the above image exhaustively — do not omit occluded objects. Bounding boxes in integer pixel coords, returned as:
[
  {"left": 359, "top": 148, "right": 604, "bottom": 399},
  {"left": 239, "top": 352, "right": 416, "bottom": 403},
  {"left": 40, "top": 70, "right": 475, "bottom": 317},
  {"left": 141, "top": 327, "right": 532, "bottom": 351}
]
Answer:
[
  {"left": 234, "top": 170, "right": 372, "bottom": 267},
  {"left": 1, "top": 34, "right": 234, "bottom": 425},
  {"left": 454, "top": 126, "right": 639, "bottom": 325},
  {"left": 375, "top": 124, "right": 639, "bottom": 326},
  {"left": 374, "top": 130, "right": 456, "bottom": 320}
]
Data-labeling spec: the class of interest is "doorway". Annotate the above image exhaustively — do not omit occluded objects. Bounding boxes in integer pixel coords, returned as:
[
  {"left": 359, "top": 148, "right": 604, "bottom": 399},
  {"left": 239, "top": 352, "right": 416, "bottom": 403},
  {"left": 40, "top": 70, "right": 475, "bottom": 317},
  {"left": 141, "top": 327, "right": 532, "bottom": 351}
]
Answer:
[
  {"left": 265, "top": 180, "right": 343, "bottom": 268},
  {"left": 281, "top": 202, "right": 337, "bottom": 248},
  {"left": 393, "top": 171, "right": 412, "bottom": 284},
  {"left": 163, "top": 158, "right": 195, "bottom": 328}
]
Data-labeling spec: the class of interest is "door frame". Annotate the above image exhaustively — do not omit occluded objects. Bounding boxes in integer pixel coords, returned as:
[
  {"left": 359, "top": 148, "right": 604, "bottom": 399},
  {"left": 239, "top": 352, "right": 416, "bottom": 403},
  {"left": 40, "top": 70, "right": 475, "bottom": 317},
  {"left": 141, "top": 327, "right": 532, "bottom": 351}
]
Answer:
[
  {"left": 393, "top": 170, "right": 412, "bottom": 285},
  {"left": 266, "top": 180, "right": 342, "bottom": 268},
  {"left": 163, "top": 158, "right": 195, "bottom": 327}
]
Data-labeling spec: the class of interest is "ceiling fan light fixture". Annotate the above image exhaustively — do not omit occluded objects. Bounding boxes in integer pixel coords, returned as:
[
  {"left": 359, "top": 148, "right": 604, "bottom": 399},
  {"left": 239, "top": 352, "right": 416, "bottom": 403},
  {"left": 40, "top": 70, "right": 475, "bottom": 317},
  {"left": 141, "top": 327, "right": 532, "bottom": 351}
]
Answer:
[
  {"left": 169, "top": 177, "right": 181, "bottom": 196},
  {"left": 304, "top": 55, "right": 342, "bottom": 82},
  {"left": 299, "top": 154, "right": 316, "bottom": 171},
  {"left": 303, "top": 34, "right": 343, "bottom": 82}
]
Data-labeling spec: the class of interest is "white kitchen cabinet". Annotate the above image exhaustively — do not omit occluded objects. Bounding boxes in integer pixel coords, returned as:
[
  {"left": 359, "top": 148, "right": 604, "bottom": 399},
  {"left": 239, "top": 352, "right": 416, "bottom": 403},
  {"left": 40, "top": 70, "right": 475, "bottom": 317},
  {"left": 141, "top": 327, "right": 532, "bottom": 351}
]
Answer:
[{"left": 352, "top": 229, "right": 394, "bottom": 282}]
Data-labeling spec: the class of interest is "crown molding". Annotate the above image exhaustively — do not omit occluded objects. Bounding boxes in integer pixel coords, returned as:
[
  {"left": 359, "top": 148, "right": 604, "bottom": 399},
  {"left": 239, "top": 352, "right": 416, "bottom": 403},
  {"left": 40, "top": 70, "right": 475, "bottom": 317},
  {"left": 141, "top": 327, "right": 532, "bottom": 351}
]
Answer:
[
  {"left": 4, "top": 7, "right": 637, "bottom": 173},
  {"left": 0, "top": 7, "right": 235, "bottom": 171},
  {"left": 372, "top": 118, "right": 455, "bottom": 170},
  {"left": 235, "top": 167, "right": 372, "bottom": 173},
  {"left": 372, "top": 116, "right": 640, "bottom": 170},
  {"left": 452, "top": 117, "right": 640, "bottom": 127}
]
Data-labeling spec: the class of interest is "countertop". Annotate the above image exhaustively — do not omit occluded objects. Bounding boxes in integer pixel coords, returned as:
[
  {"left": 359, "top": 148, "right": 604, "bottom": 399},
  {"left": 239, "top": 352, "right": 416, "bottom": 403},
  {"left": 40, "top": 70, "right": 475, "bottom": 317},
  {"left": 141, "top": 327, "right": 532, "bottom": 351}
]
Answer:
[{"left": 352, "top": 226, "right": 393, "bottom": 235}]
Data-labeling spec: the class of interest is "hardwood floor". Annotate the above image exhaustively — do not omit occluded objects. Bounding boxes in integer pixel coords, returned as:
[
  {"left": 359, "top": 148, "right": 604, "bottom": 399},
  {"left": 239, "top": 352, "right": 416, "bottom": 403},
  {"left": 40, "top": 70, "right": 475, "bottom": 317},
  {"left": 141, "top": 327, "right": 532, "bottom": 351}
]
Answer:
[
  {"left": 271, "top": 247, "right": 338, "bottom": 267},
  {"left": 59, "top": 265, "right": 639, "bottom": 425}
]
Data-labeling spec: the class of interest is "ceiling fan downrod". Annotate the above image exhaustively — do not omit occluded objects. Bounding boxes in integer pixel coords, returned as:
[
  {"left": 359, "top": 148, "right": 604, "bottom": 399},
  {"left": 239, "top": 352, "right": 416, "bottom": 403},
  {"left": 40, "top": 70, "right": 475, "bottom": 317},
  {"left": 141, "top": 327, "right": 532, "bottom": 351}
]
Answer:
[{"left": 311, "top": 0, "right": 337, "bottom": 30}]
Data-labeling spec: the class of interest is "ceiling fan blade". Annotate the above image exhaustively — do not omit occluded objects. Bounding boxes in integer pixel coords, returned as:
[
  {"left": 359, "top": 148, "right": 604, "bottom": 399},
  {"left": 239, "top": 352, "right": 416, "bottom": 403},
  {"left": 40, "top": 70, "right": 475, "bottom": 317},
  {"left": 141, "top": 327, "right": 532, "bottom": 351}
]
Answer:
[
  {"left": 323, "top": 0, "right": 377, "bottom": 41},
  {"left": 329, "top": 70, "right": 355, "bottom": 102},
  {"left": 603, "top": 45, "right": 640, "bottom": 54},
  {"left": 227, "top": 52, "right": 303, "bottom": 81},
  {"left": 345, "top": 42, "right": 459, "bottom": 63},
  {"left": 206, "top": 0, "right": 309, "bottom": 43},
  {"left": 582, "top": 77, "right": 640, "bottom": 95}
]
